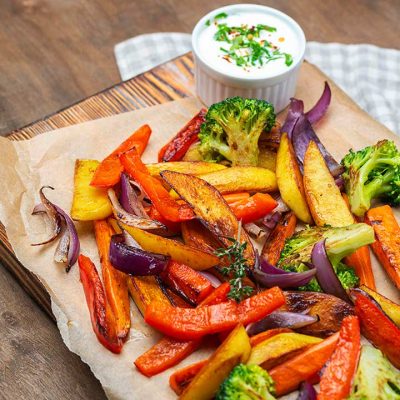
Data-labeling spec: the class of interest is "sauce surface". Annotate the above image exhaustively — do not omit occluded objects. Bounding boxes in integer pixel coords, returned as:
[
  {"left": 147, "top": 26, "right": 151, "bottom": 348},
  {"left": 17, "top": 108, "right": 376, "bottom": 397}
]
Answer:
[{"left": 196, "top": 8, "right": 304, "bottom": 79}]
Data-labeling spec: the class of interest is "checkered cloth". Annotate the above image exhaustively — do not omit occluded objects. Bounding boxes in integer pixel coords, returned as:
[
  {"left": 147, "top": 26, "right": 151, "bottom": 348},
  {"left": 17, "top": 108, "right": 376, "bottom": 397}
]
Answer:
[{"left": 115, "top": 33, "right": 400, "bottom": 134}]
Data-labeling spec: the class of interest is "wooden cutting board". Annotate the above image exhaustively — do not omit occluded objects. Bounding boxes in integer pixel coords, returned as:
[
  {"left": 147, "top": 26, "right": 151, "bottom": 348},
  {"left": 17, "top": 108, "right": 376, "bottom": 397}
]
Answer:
[{"left": 1, "top": 51, "right": 398, "bottom": 320}]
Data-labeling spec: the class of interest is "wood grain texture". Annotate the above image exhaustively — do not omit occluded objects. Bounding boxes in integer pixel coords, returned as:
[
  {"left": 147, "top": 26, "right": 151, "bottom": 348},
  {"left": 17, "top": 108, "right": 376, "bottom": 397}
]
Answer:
[
  {"left": 1, "top": 0, "right": 399, "bottom": 135},
  {"left": 0, "top": 263, "right": 107, "bottom": 400}
]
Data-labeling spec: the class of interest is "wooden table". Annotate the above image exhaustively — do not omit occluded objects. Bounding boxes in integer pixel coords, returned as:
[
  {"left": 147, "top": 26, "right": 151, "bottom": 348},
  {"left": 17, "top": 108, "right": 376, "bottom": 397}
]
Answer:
[{"left": 1, "top": 2, "right": 399, "bottom": 399}]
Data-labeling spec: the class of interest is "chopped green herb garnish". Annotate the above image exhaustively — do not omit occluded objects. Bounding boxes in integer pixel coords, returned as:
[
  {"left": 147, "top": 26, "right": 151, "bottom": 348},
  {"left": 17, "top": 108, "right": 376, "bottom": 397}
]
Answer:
[
  {"left": 214, "top": 223, "right": 253, "bottom": 302},
  {"left": 209, "top": 16, "right": 293, "bottom": 69},
  {"left": 205, "top": 19, "right": 211, "bottom": 27}
]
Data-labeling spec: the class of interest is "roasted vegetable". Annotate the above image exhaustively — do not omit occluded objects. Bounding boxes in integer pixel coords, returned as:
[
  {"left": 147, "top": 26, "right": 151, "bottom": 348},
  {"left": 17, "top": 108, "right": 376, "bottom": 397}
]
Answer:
[
  {"left": 283, "top": 291, "right": 354, "bottom": 337},
  {"left": 120, "top": 148, "right": 194, "bottom": 222},
  {"left": 348, "top": 345, "right": 400, "bottom": 400},
  {"left": 161, "top": 170, "right": 256, "bottom": 267},
  {"left": 94, "top": 221, "right": 130, "bottom": 341},
  {"left": 246, "top": 332, "right": 322, "bottom": 370},
  {"left": 127, "top": 276, "right": 170, "bottom": 315},
  {"left": 341, "top": 139, "right": 400, "bottom": 217},
  {"left": 318, "top": 316, "right": 361, "bottom": 400},
  {"left": 170, "top": 359, "right": 208, "bottom": 395},
  {"left": 269, "top": 332, "right": 340, "bottom": 396},
  {"left": 78, "top": 254, "right": 122, "bottom": 354},
  {"left": 144, "top": 287, "right": 285, "bottom": 340},
  {"left": 120, "top": 222, "right": 219, "bottom": 271},
  {"left": 303, "top": 140, "right": 354, "bottom": 227},
  {"left": 147, "top": 161, "right": 226, "bottom": 178},
  {"left": 90, "top": 124, "right": 151, "bottom": 187},
  {"left": 198, "top": 97, "right": 275, "bottom": 166},
  {"left": 180, "top": 324, "right": 251, "bottom": 400},
  {"left": 181, "top": 219, "right": 221, "bottom": 254},
  {"left": 70, "top": 160, "right": 113, "bottom": 221},
  {"left": 366, "top": 205, "right": 400, "bottom": 289},
  {"left": 278, "top": 224, "right": 374, "bottom": 291},
  {"left": 276, "top": 133, "right": 312, "bottom": 223},
  {"left": 261, "top": 212, "right": 297, "bottom": 266},
  {"left": 158, "top": 109, "right": 206, "bottom": 162},
  {"left": 216, "top": 364, "right": 276, "bottom": 400},
  {"left": 350, "top": 288, "right": 400, "bottom": 368},
  {"left": 360, "top": 285, "right": 400, "bottom": 327},
  {"left": 199, "top": 166, "right": 277, "bottom": 194}
]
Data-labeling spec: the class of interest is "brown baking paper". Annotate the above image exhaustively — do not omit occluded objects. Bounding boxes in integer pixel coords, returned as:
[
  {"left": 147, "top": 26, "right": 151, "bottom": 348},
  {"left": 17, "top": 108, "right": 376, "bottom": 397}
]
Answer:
[{"left": 0, "top": 63, "right": 399, "bottom": 399}]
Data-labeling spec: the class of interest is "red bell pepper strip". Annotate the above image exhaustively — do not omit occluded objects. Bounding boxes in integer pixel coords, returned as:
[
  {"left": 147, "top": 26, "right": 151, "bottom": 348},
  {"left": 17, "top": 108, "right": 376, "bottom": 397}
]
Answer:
[
  {"left": 158, "top": 109, "right": 206, "bottom": 162},
  {"left": 120, "top": 148, "right": 194, "bottom": 222},
  {"left": 229, "top": 193, "right": 277, "bottom": 224},
  {"left": 90, "top": 124, "right": 151, "bottom": 188},
  {"left": 269, "top": 332, "right": 340, "bottom": 396},
  {"left": 160, "top": 260, "right": 214, "bottom": 305},
  {"left": 134, "top": 283, "right": 230, "bottom": 377},
  {"left": 78, "top": 254, "right": 122, "bottom": 354},
  {"left": 351, "top": 288, "right": 400, "bottom": 368},
  {"left": 318, "top": 316, "right": 360, "bottom": 400},
  {"left": 144, "top": 286, "right": 284, "bottom": 340}
]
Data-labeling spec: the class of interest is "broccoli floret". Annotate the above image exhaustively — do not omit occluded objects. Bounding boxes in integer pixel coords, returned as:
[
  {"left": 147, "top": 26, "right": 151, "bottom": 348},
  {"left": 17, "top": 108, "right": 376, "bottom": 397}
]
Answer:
[
  {"left": 199, "top": 97, "right": 275, "bottom": 166},
  {"left": 341, "top": 140, "right": 400, "bottom": 217},
  {"left": 349, "top": 345, "right": 400, "bottom": 400},
  {"left": 216, "top": 364, "right": 276, "bottom": 400},
  {"left": 278, "top": 223, "right": 374, "bottom": 291}
]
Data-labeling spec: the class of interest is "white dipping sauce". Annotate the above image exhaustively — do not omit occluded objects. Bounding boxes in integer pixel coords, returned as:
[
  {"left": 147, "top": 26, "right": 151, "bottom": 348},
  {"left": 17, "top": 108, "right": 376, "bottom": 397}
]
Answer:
[{"left": 196, "top": 8, "right": 303, "bottom": 79}]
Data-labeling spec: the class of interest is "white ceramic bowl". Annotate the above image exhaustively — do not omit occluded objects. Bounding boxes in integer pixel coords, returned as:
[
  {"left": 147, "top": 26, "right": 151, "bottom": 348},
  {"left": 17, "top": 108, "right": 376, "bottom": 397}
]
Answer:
[{"left": 192, "top": 4, "right": 306, "bottom": 112}]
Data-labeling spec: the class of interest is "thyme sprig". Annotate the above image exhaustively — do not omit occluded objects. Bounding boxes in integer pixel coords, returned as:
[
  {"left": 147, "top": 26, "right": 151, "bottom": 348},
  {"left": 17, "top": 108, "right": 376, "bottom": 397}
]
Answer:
[
  {"left": 215, "top": 223, "right": 253, "bottom": 302},
  {"left": 211, "top": 17, "right": 293, "bottom": 69}
]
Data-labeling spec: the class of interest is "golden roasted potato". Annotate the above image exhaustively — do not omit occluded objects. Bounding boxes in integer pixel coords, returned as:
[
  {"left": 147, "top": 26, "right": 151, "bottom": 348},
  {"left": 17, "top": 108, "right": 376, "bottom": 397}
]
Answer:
[
  {"left": 120, "top": 222, "right": 219, "bottom": 270},
  {"left": 303, "top": 141, "right": 353, "bottom": 227},
  {"left": 70, "top": 159, "right": 112, "bottom": 221},
  {"left": 283, "top": 291, "right": 354, "bottom": 337},
  {"left": 180, "top": 324, "right": 251, "bottom": 400},
  {"left": 161, "top": 171, "right": 256, "bottom": 267},
  {"left": 182, "top": 142, "right": 203, "bottom": 162},
  {"left": 258, "top": 145, "right": 277, "bottom": 172},
  {"left": 247, "top": 332, "right": 322, "bottom": 369},
  {"left": 199, "top": 166, "right": 277, "bottom": 194},
  {"left": 146, "top": 161, "right": 226, "bottom": 178},
  {"left": 276, "top": 133, "right": 312, "bottom": 224}
]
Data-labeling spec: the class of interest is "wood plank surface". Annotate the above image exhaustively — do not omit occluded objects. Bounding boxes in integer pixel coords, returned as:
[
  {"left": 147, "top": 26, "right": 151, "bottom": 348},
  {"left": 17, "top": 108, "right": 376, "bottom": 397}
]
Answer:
[
  {"left": 1, "top": 2, "right": 399, "bottom": 399},
  {"left": 1, "top": 0, "right": 399, "bottom": 136}
]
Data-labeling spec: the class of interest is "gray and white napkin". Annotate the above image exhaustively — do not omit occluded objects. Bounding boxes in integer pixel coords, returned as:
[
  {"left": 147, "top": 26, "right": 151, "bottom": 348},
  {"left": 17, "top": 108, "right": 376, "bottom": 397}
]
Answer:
[{"left": 115, "top": 33, "right": 400, "bottom": 134}]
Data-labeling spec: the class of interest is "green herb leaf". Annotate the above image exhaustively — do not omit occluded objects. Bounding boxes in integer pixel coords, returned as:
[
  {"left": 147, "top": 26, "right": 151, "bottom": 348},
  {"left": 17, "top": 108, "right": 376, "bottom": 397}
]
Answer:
[
  {"left": 205, "top": 19, "right": 211, "bottom": 27},
  {"left": 214, "top": 12, "right": 228, "bottom": 20},
  {"left": 214, "top": 225, "right": 253, "bottom": 302}
]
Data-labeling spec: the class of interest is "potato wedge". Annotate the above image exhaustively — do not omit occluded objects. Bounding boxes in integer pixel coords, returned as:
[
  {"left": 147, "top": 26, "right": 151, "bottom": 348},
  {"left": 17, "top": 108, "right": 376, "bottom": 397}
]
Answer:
[
  {"left": 147, "top": 161, "right": 226, "bottom": 178},
  {"left": 276, "top": 133, "right": 312, "bottom": 223},
  {"left": 161, "top": 171, "right": 256, "bottom": 267},
  {"left": 247, "top": 332, "right": 322, "bottom": 369},
  {"left": 283, "top": 291, "right": 354, "bottom": 337},
  {"left": 199, "top": 166, "right": 277, "bottom": 194},
  {"left": 120, "top": 222, "right": 219, "bottom": 270},
  {"left": 127, "top": 276, "right": 170, "bottom": 315},
  {"left": 182, "top": 220, "right": 221, "bottom": 254},
  {"left": 70, "top": 159, "right": 113, "bottom": 221},
  {"left": 303, "top": 141, "right": 353, "bottom": 227},
  {"left": 180, "top": 324, "right": 251, "bottom": 400}
]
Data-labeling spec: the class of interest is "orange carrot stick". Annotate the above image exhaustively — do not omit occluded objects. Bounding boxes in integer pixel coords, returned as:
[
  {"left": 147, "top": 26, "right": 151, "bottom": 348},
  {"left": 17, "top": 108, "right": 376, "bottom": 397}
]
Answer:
[{"left": 169, "top": 359, "right": 208, "bottom": 395}]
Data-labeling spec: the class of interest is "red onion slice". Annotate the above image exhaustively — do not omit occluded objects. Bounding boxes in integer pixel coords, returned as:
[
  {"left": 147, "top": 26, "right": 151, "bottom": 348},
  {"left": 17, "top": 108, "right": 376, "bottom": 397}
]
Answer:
[
  {"left": 297, "top": 381, "right": 317, "bottom": 400},
  {"left": 253, "top": 259, "right": 316, "bottom": 289},
  {"left": 246, "top": 311, "right": 318, "bottom": 336},
  {"left": 281, "top": 98, "right": 304, "bottom": 140},
  {"left": 31, "top": 186, "right": 62, "bottom": 246},
  {"left": 32, "top": 191, "right": 80, "bottom": 272},
  {"left": 109, "top": 234, "right": 168, "bottom": 276},
  {"left": 244, "top": 222, "right": 266, "bottom": 240},
  {"left": 305, "top": 81, "right": 331, "bottom": 125},
  {"left": 198, "top": 271, "right": 222, "bottom": 288},
  {"left": 312, "top": 239, "right": 349, "bottom": 302},
  {"left": 120, "top": 173, "right": 148, "bottom": 217},
  {"left": 108, "top": 188, "right": 165, "bottom": 231}
]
